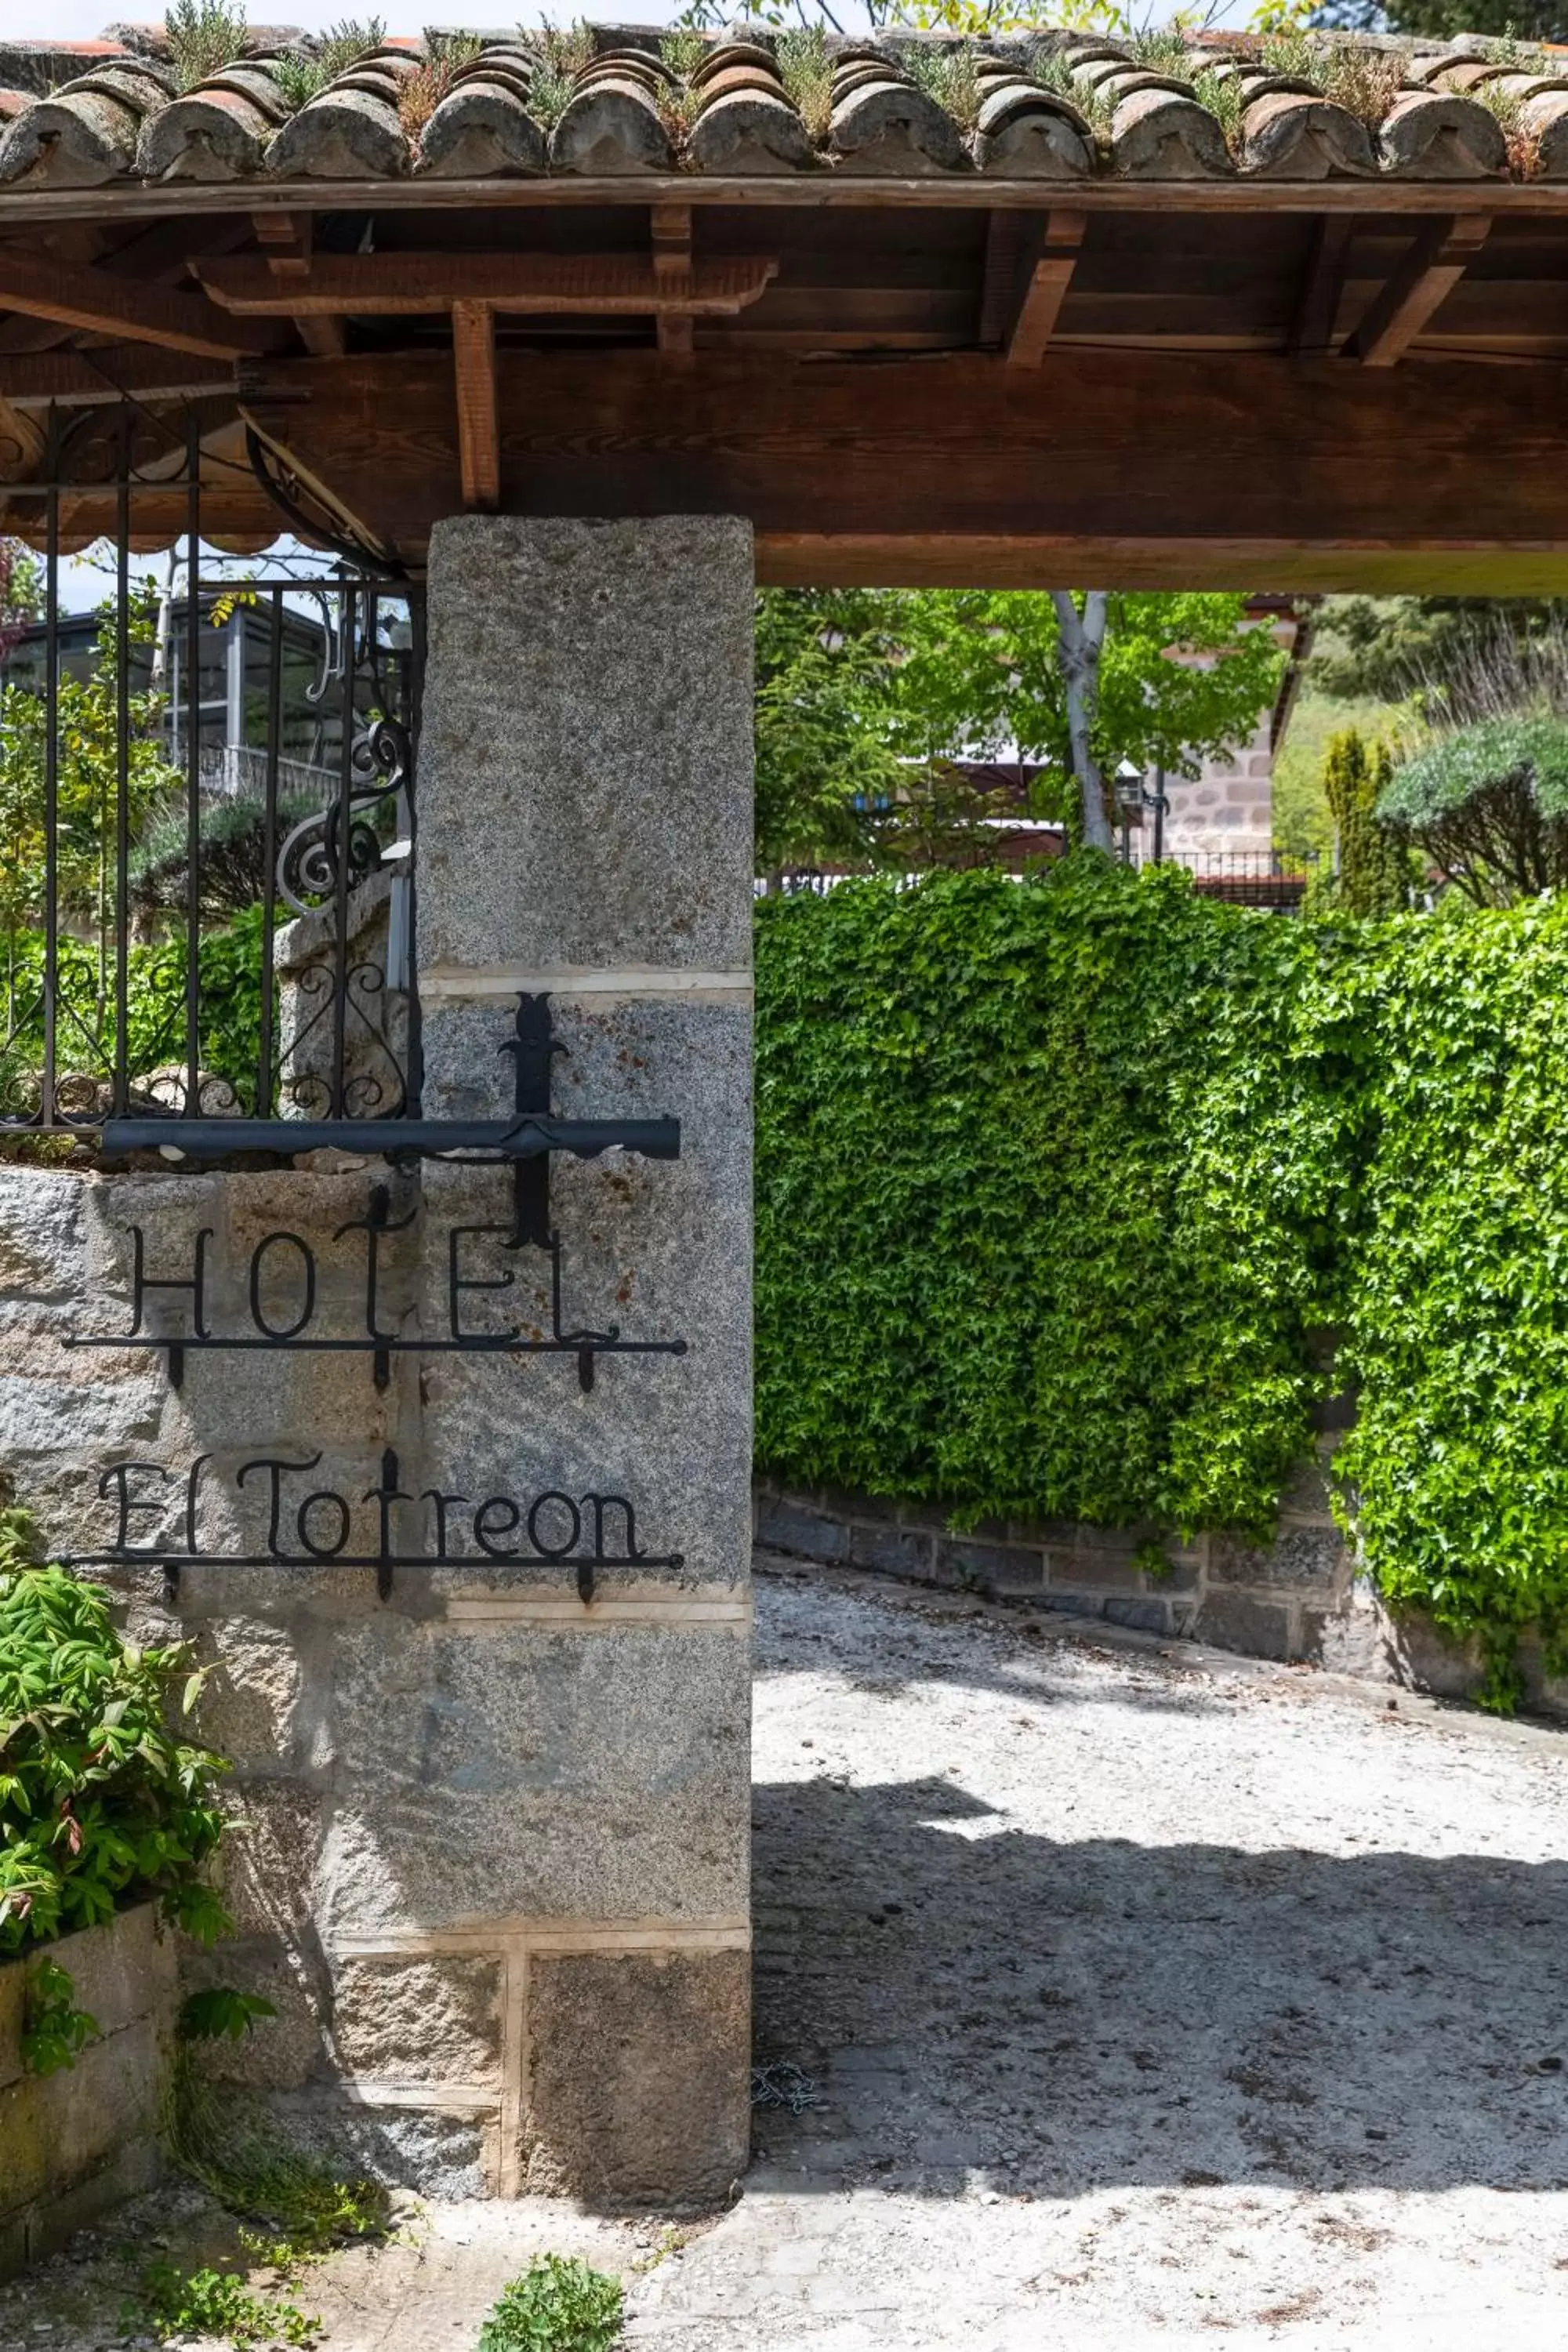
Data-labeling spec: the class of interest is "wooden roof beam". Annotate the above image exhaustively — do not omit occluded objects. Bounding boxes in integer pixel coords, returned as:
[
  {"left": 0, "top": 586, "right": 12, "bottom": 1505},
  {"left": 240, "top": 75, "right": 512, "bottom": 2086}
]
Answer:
[
  {"left": 0, "top": 346, "right": 237, "bottom": 404},
  {"left": 0, "top": 245, "right": 270, "bottom": 360},
  {"left": 1346, "top": 214, "right": 1492, "bottom": 368},
  {"left": 197, "top": 252, "right": 778, "bottom": 318},
  {"left": 652, "top": 202, "right": 694, "bottom": 360},
  {"left": 452, "top": 297, "right": 499, "bottom": 511},
  {"left": 254, "top": 210, "right": 345, "bottom": 361},
  {"left": 1290, "top": 215, "right": 1353, "bottom": 356},
  {"left": 1005, "top": 211, "right": 1086, "bottom": 368}
]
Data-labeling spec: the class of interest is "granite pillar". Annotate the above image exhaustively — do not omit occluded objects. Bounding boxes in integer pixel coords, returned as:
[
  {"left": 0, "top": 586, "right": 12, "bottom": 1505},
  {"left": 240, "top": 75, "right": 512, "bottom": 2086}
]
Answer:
[{"left": 402, "top": 514, "right": 757, "bottom": 2201}]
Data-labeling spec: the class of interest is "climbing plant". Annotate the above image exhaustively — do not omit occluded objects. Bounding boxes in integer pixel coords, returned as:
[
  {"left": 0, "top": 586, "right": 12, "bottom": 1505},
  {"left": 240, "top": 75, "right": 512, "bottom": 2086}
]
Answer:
[{"left": 754, "top": 859, "right": 1568, "bottom": 1708}]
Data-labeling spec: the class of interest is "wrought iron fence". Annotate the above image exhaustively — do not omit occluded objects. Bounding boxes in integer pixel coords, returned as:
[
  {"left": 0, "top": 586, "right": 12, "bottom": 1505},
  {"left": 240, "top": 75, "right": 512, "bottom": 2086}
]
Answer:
[{"left": 0, "top": 402, "right": 423, "bottom": 1142}]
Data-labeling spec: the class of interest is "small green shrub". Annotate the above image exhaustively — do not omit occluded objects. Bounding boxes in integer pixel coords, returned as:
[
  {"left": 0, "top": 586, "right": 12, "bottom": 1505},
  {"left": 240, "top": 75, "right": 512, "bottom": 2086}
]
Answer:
[
  {"left": 129, "top": 2260, "right": 320, "bottom": 2348},
  {"left": 476, "top": 2253, "right": 624, "bottom": 2352},
  {"left": 20, "top": 1955, "right": 98, "bottom": 2076},
  {"left": 0, "top": 1539, "right": 230, "bottom": 1955},
  {"left": 167, "top": 2046, "right": 393, "bottom": 2253},
  {"left": 164, "top": 0, "right": 248, "bottom": 90},
  {"left": 180, "top": 1986, "right": 279, "bottom": 2042}
]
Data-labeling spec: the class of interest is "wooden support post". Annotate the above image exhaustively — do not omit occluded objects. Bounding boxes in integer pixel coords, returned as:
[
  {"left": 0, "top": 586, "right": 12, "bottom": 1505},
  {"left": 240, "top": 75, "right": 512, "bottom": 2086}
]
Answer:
[
  {"left": 452, "top": 298, "right": 499, "bottom": 512},
  {"left": 254, "top": 210, "right": 345, "bottom": 359},
  {"left": 1005, "top": 211, "right": 1087, "bottom": 368},
  {"left": 1290, "top": 215, "right": 1353, "bottom": 356},
  {"left": 1347, "top": 214, "right": 1492, "bottom": 368},
  {"left": 977, "top": 212, "right": 1027, "bottom": 350},
  {"left": 652, "top": 202, "right": 694, "bottom": 358}
]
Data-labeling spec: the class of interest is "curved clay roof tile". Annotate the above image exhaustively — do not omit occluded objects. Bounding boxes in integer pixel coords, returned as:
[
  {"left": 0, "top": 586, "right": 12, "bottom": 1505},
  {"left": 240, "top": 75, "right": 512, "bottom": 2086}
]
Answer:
[
  {"left": 137, "top": 58, "right": 295, "bottom": 182},
  {"left": 829, "top": 74, "right": 967, "bottom": 173},
  {"left": 973, "top": 78, "right": 1093, "bottom": 178},
  {"left": 550, "top": 74, "right": 673, "bottom": 175},
  {"left": 416, "top": 72, "right": 548, "bottom": 176},
  {"left": 689, "top": 83, "right": 811, "bottom": 172},
  {"left": 690, "top": 41, "right": 779, "bottom": 89},
  {"left": 1109, "top": 86, "right": 1233, "bottom": 179},
  {"left": 0, "top": 61, "right": 172, "bottom": 187},
  {"left": 264, "top": 82, "right": 410, "bottom": 180},
  {"left": 1240, "top": 90, "right": 1376, "bottom": 179},
  {"left": 1510, "top": 84, "right": 1568, "bottom": 174},
  {"left": 1378, "top": 87, "right": 1506, "bottom": 177}
]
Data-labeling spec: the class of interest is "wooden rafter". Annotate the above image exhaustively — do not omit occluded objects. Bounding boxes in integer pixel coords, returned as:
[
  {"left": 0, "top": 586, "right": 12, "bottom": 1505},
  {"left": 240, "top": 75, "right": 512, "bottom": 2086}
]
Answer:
[
  {"left": 0, "top": 247, "right": 270, "bottom": 359},
  {"left": 452, "top": 298, "right": 499, "bottom": 512},
  {"left": 652, "top": 202, "right": 694, "bottom": 359},
  {"left": 1005, "top": 211, "right": 1086, "bottom": 368},
  {"left": 1347, "top": 215, "right": 1493, "bottom": 368},
  {"left": 0, "top": 346, "right": 236, "bottom": 404},
  {"left": 254, "top": 210, "right": 345, "bottom": 360},
  {"left": 1290, "top": 215, "right": 1353, "bottom": 356},
  {"left": 196, "top": 252, "right": 779, "bottom": 318}
]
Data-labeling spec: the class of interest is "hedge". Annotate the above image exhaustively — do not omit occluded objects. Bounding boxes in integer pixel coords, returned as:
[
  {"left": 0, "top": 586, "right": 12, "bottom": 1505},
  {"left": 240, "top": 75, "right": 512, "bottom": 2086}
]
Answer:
[{"left": 756, "top": 859, "right": 1568, "bottom": 1704}]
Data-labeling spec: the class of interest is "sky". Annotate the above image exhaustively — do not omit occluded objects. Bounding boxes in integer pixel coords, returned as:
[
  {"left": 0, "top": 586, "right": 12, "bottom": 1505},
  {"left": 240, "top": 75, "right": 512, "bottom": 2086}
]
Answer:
[{"left": 23, "top": 2, "right": 1260, "bottom": 45}]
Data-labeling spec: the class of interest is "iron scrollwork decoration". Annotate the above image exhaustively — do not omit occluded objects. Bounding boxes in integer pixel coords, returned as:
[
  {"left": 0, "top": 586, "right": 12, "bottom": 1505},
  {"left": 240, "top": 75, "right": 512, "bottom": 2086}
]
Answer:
[
  {"left": 0, "top": 397, "right": 422, "bottom": 1138},
  {"left": 76, "top": 995, "right": 687, "bottom": 1393}
]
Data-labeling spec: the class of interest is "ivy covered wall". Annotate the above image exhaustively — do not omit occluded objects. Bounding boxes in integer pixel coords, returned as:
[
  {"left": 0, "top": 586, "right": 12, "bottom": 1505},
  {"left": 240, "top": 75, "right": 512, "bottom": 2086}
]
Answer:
[{"left": 754, "top": 862, "right": 1568, "bottom": 1705}]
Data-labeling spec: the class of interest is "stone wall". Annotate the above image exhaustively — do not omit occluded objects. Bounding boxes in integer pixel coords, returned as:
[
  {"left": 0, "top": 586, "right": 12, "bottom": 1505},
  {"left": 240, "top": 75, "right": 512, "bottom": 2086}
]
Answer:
[
  {"left": 0, "top": 1905, "right": 176, "bottom": 2278},
  {"left": 753, "top": 1461, "right": 1568, "bottom": 1721},
  {"left": 0, "top": 513, "right": 758, "bottom": 2211}
]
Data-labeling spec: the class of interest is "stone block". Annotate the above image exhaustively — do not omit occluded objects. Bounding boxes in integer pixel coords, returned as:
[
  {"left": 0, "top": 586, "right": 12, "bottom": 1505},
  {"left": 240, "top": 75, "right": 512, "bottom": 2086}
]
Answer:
[
  {"left": 1102, "top": 1595, "right": 1177, "bottom": 1635},
  {"left": 1210, "top": 1526, "right": 1346, "bottom": 1592},
  {"left": 414, "top": 996, "right": 750, "bottom": 1595},
  {"left": 1047, "top": 1548, "right": 1143, "bottom": 1594},
  {"left": 265, "top": 2091, "right": 494, "bottom": 2199},
  {"left": 754, "top": 1494, "right": 848, "bottom": 1561},
  {"left": 331, "top": 1956, "right": 503, "bottom": 2086},
  {"left": 524, "top": 1947, "right": 749, "bottom": 2209},
  {"left": 848, "top": 1523, "right": 935, "bottom": 1580},
  {"left": 1192, "top": 1589, "right": 1294, "bottom": 1661},
  {"left": 0, "top": 2014, "right": 163, "bottom": 2213},
  {"left": 191, "top": 1617, "right": 306, "bottom": 1773},
  {"left": 1385, "top": 1607, "right": 1483, "bottom": 1700},
  {"left": 1276, "top": 1449, "right": 1336, "bottom": 1519},
  {"left": 0, "top": 1167, "right": 87, "bottom": 1298},
  {"left": 180, "top": 1936, "right": 328, "bottom": 2090},
  {"left": 934, "top": 1537, "right": 1044, "bottom": 1595},
  {"left": 318, "top": 1621, "right": 750, "bottom": 1936},
  {"left": 53, "top": 1902, "right": 176, "bottom": 2042},
  {"left": 418, "top": 515, "right": 755, "bottom": 975},
  {"left": 219, "top": 1781, "right": 328, "bottom": 1942}
]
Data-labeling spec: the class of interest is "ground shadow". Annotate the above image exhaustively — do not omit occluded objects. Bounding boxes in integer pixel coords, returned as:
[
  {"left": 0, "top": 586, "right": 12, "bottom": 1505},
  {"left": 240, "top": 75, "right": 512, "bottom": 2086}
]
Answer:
[{"left": 751, "top": 1773, "right": 1568, "bottom": 2200}]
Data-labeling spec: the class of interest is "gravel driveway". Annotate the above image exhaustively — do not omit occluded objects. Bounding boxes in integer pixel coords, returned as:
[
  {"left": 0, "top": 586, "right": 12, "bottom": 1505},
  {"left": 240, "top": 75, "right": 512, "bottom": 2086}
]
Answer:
[{"left": 8, "top": 1552, "right": 1568, "bottom": 2350}]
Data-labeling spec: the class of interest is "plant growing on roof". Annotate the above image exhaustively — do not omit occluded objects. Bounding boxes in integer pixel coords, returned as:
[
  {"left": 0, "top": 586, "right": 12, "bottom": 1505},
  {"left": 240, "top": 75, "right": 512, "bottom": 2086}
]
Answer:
[{"left": 164, "top": 0, "right": 249, "bottom": 91}]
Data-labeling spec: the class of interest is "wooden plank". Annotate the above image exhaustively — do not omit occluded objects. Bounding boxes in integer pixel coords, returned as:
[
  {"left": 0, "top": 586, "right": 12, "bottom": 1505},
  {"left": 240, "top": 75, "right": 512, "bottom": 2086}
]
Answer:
[
  {"left": 1347, "top": 215, "right": 1493, "bottom": 368},
  {"left": 452, "top": 297, "right": 499, "bottom": 510},
  {"left": 1005, "top": 210, "right": 1086, "bottom": 368},
  {"left": 197, "top": 252, "right": 779, "bottom": 317},
  {"left": 0, "top": 247, "right": 270, "bottom": 358},
  {"left": 0, "top": 345, "right": 237, "bottom": 404},
  {"left": 252, "top": 210, "right": 346, "bottom": 358},
  {"left": 223, "top": 347, "right": 1568, "bottom": 584},
  {"left": 3, "top": 175, "right": 1568, "bottom": 230},
  {"left": 977, "top": 211, "right": 1026, "bottom": 348},
  {"left": 0, "top": 392, "right": 43, "bottom": 481},
  {"left": 1290, "top": 215, "right": 1353, "bottom": 355},
  {"left": 652, "top": 201, "right": 694, "bottom": 360}
]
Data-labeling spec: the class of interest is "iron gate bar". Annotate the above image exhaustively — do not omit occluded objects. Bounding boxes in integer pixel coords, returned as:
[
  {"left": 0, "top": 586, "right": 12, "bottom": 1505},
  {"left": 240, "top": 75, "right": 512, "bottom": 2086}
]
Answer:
[{"left": 98, "top": 1114, "right": 681, "bottom": 1158}]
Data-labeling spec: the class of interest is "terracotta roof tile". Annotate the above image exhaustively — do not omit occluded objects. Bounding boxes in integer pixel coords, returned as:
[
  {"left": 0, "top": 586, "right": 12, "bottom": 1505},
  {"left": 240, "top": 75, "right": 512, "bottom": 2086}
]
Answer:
[{"left": 0, "top": 23, "right": 1558, "bottom": 188}]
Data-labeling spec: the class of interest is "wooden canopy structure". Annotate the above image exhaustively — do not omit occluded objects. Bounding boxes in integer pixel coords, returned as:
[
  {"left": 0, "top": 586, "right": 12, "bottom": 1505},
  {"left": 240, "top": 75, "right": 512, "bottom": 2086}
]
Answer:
[{"left": 5, "top": 20, "right": 1568, "bottom": 586}]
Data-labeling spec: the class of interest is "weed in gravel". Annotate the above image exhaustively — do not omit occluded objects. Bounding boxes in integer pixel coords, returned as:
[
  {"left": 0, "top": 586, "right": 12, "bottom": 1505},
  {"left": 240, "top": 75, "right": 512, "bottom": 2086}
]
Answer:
[{"left": 476, "top": 2252, "right": 625, "bottom": 2350}]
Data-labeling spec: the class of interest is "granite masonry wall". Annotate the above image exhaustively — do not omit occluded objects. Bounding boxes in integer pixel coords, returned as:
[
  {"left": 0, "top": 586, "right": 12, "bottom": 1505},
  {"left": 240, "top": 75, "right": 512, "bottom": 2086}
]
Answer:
[
  {"left": 0, "top": 1905, "right": 176, "bottom": 2278},
  {"left": 0, "top": 514, "right": 757, "bottom": 2209},
  {"left": 754, "top": 1447, "right": 1568, "bottom": 1722}
]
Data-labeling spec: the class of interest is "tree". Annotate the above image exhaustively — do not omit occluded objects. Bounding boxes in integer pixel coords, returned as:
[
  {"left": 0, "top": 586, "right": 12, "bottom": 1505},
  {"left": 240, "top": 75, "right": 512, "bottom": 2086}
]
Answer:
[
  {"left": 753, "top": 588, "right": 906, "bottom": 877},
  {"left": 1318, "top": 0, "right": 1568, "bottom": 41},
  {"left": 1379, "top": 714, "right": 1568, "bottom": 905},
  {"left": 1311, "top": 595, "right": 1568, "bottom": 714},
  {"left": 884, "top": 590, "right": 1287, "bottom": 847},
  {"left": 1320, "top": 729, "right": 1410, "bottom": 913}
]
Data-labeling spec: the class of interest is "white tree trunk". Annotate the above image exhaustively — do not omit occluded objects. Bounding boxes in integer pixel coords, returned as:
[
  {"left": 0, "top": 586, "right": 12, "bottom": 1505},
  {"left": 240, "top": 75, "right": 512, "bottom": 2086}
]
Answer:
[{"left": 1051, "top": 589, "right": 1112, "bottom": 851}]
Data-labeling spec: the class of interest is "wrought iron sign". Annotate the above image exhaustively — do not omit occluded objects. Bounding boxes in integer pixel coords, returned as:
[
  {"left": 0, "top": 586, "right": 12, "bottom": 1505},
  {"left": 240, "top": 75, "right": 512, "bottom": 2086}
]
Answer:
[
  {"left": 74, "top": 1449, "right": 679, "bottom": 1605},
  {"left": 72, "top": 999, "right": 684, "bottom": 1395}
]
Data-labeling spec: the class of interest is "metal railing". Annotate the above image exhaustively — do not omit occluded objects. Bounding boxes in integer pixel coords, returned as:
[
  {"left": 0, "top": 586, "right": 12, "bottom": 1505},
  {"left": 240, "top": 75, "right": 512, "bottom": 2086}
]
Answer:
[{"left": 0, "top": 403, "right": 423, "bottom": 1142}]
